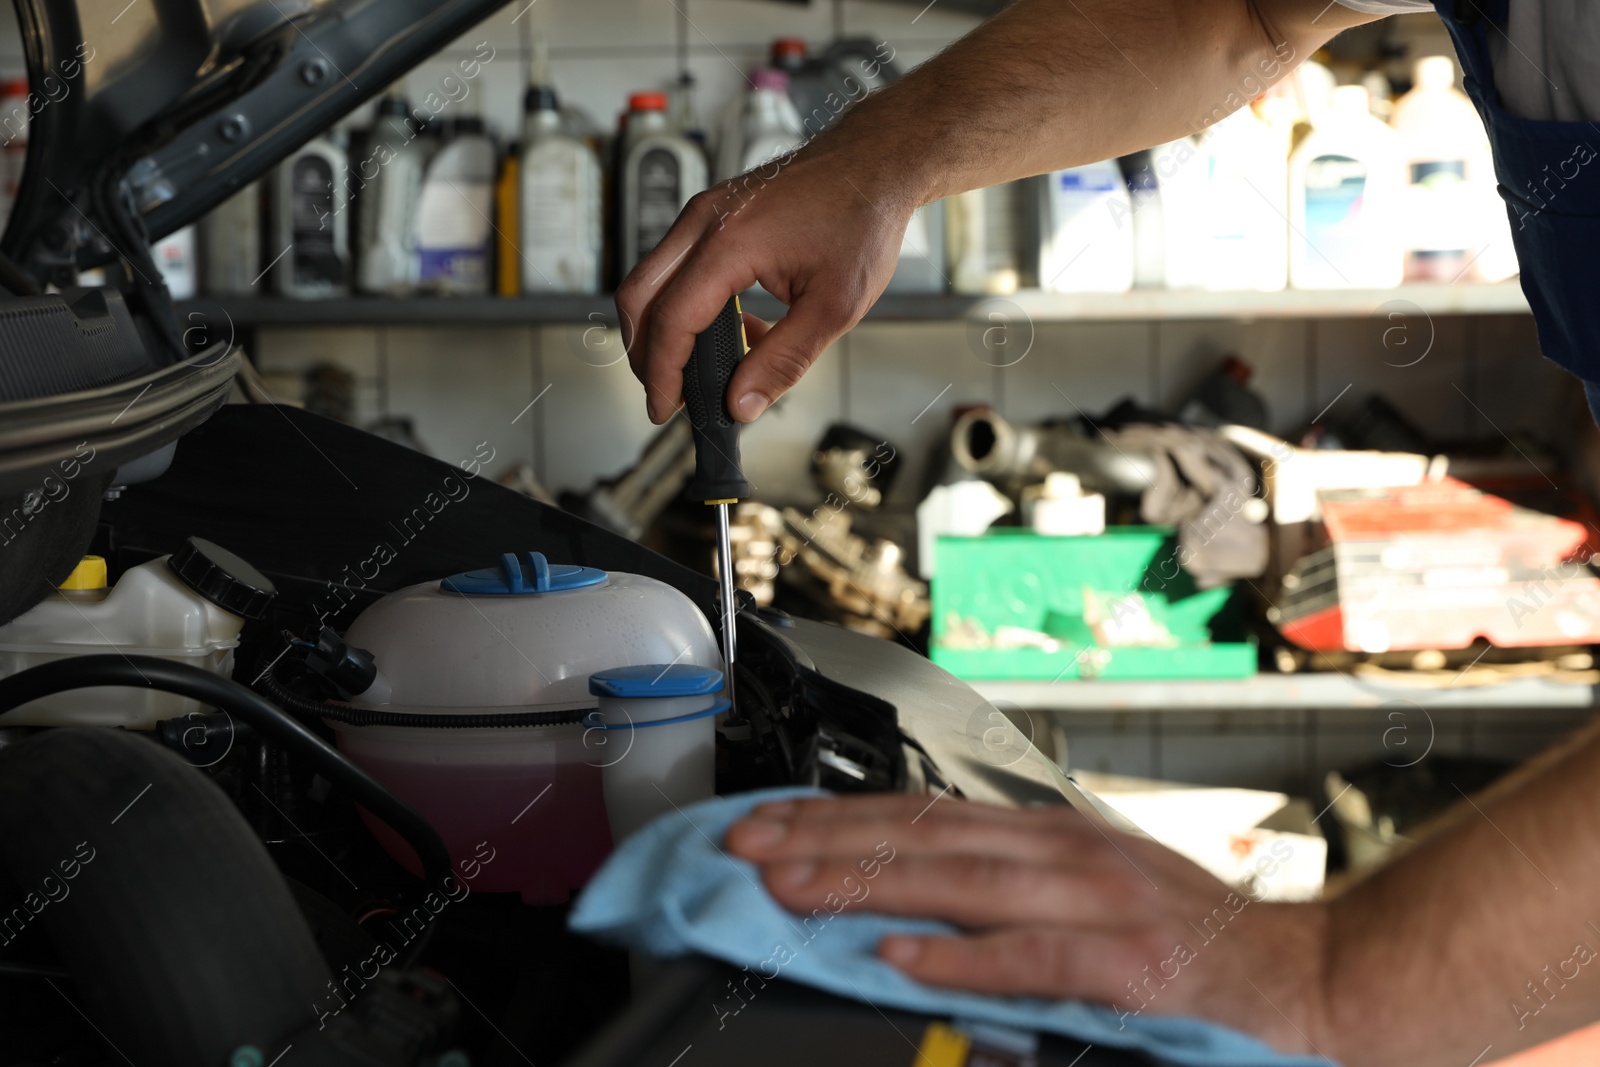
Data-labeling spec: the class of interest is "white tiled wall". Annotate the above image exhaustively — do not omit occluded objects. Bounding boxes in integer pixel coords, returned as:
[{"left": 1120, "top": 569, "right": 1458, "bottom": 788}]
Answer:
[
  {"left": 257, "top": 310, "right": 1569, "bottom": 509},
  {"left": 536, "top": 323, "right": 662, "bottom": 491},
  {"left": 384, "top": 327, "right": 539, "bottom": 469},
  {"left": 362, "top": 0, "right": 982, "bottom": 148},
  {"left": 1156, "top": 319, "right": 1310, "bottom": 428},
  {"left": 1053, "top": 706, "right": 1592, "bottom": 798},
  {"left": 844, "top": 322, "right": 997, "bottom": 506}
]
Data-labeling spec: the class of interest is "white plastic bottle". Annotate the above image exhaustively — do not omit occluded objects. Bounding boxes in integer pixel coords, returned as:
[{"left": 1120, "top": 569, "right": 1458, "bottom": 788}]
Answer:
[
  {"left": 1038, "top": 159, "right": 1134, "bottom": 293},
  {"left": 717, "top": 68, "right": 804, "bottom": 182},
  {"left": 414, "top": 112, "right": 496, "bottom": 294},
  {"left": 0, "top": 554, "right": 249, "bottom": 729},
  {"left": 712, "top": 82, "right": 744, "bottom": 182},
  {"left": 1145, "top": 138, "right": 1206, "bottom": 289},
  {"left": 271, "top": 135, "right": 350, "bottom": 298},
  {"left": 1295, "top": 60, "right": 1338, "bottom": 133},
  {"left": 670, "top": 71, "right": 707, "bottom": 147},
  {"left": 1390, "top": 55, "right": 1503, "bottom": 282},
  {"left": 770, "top": 38, "right": 832, "bottom": 137},
  {"left": 356, "top": 86, "right": 428, "bottom": 295},
  {"left": 153, "top": 226, "right": 198, "bottom": 300},
  {"left": 1289, "top": 85, "right": 1404, "bottom": 289},
  {"left": 1124, "top": 140, "right": 1222, "bottom": 290},
  {"left": 520, "top": 79, "right": 602, "bottom": 293},
  {"left": 200, "top": 182, "right": 261, "bottom": 294},
  {"left": 619, "top": 91, "right": 707, "bottom": 276},
  {"left": 1184, "top": 107, "right": 1289, "bottom": 291},
  {"left": 946, "top": 179, "right": 1035, "bottom": 295},
  {"left": 884, "top": 202, "right": 948, "bottom": 293},
  {"left": 0, "top": 77, "right": 27, "bottom": 231},
  {"left": 1472, "top": 201, "right": 1520, "bottom": 283},
  {"left": 614, "top": 93, "right": 651, "bottom": 172}
]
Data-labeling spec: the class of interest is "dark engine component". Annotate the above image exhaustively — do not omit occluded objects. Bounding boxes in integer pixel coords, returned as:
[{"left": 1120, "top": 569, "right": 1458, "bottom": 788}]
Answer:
[{"left": 0, "top": 728, "right": 331, "bottom": 1064}]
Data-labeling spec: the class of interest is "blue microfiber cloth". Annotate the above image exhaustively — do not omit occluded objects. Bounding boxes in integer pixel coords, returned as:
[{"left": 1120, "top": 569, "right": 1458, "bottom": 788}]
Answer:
[{"left": 570, "top": 787, "right": 1334, "bottom": 1067}]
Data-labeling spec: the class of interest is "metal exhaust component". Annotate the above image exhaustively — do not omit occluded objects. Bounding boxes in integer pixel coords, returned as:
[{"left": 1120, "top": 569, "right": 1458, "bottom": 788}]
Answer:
[{"left": 950, "top": 408, "right": 1159, "bottom": 496}]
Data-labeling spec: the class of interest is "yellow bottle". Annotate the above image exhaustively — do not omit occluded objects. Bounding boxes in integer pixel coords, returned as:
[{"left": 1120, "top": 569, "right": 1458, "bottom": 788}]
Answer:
[{"left": 495, "top": 146, "right": 521, "bottom": 296}]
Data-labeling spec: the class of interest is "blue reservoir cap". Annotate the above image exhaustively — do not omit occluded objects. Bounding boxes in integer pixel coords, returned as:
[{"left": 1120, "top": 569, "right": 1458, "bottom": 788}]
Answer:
[
  {"left": 589, "top": 664, "right": 724, "bottom": 699},
  {"left": 440, "top": 551, "right": 607, "bottom": 595}
]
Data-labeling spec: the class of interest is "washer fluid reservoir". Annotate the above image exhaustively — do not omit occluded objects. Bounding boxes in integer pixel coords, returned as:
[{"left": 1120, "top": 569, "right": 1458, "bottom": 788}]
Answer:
[{"left": 335, "top": 551, "right": 722, "bottom": 904}]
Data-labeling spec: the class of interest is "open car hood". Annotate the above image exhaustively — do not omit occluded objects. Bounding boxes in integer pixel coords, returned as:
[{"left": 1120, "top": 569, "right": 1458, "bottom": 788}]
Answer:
[
  {"left": 0, "top": 0, "right": 509, "bottom": 624},
  {"left": 7, "top": 0, "right": 509, "bottom": 286}
]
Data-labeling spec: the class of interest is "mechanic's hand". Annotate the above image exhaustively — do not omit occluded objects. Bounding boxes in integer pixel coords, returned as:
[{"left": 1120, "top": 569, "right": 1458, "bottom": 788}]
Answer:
[
  {"left": 725, "top": 795, "right": 1332, "bottom": 1057},
  {"left": 616, "top": 145, "right": 914, "bottom": 424}
]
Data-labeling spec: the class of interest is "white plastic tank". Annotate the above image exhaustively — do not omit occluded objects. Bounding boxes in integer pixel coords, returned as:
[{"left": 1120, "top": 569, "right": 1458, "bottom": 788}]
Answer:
[
  {"left": 1114, "top": 148, "right": 1162, "bottom": 289},
  {"left": 335, "top": 551, "right": 722, "bottom": 904},
  {"left": 884, "top": 201, "right": 949, "bottom": 294},
  {"left": 717, "top": 67, "right": 805, "bottom": 182},
  {"left": 619, "top": 92, "right": 708, "bottom": 276},
  {"left": 587, "top": 664, "right": 723, "bottom": 842},
  {"left": 356, "top": 86, "right": 428, "bottom": 295},
  {"left": 271, "top": 135, "right": 351, "bottom": 298},
  {"left": 770, "top": 38, "right": 833, "bottom": 137},
  {"left": 1175, "top": 106, "right": 1290, "bottom": 292},
  {"left": 1390, "top": 55, "right": 1509, "bottom": 282},
  {"left": 519, "top": 81, "right": 603, "bottom": 294},
  {"left": 946, "top": 179, "right": 1036, "bottom": 295},
  {"left": 1289, "top": 85, "right": 1405, "bottom": 289},
  {"left": 1039, "top": 160, "right": 1135, "bottom": 293},
  {"left": 152, "top": 226, "right": 198, "bottom": 300},
  {"left": 414, "top": 113, "right": 496, "bottom": 294},
  {"left": 1295, "top": 60, "right": 1338, "bottom": 132},
  {"left": 0, "top": 542, "right": 275, "bottom": 728},
  {"left": 200, "top": 182, "right": 261, "bottom": 295},
  {"left": 0, "top": 77, "right": 27, "bottom": 231}
]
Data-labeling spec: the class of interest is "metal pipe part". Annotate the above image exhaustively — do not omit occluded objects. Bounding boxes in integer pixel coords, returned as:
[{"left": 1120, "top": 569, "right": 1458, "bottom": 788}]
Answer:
[{"left": 950, "top": 408, "right": 1159, "bottom": 496}]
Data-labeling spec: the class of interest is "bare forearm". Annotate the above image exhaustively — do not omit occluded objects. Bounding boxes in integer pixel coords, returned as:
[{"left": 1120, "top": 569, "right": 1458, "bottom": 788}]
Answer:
[
  {"left": 618, "top": 0, "right": 1384, "bottom": 425},
  {"left": 1323, "top": 719, "right": 1600, "bottom": 1064},
  {"left": 815, "top": 0, "right": 1378, "bottom": 206}
]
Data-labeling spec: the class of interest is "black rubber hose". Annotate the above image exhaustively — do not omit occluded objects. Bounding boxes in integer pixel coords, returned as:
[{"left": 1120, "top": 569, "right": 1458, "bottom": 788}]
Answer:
[
  {"left": 0, "top": 655, "right": 453, "bottom": 965},
  {"left": 256, "top": 660, "right": 585, "bottom": 728}
]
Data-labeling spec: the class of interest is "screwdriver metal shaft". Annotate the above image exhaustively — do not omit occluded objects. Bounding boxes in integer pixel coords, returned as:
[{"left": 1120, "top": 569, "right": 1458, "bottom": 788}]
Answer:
[{"left": 713, "top": 501, "right": 737, "bottom": 710}]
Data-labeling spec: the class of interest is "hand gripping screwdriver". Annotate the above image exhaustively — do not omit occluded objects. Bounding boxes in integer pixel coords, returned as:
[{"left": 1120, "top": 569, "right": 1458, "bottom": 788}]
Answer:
[{"left": 683, "top": 295, "right": 750, "bottom": 713}]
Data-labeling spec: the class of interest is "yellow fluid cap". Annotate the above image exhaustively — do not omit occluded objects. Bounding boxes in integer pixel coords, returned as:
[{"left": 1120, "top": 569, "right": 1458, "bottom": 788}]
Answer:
[
  {"left": 60, "top": 555, "right": 107, "bottom": 591},
  {"left": 914, "top": 1022, "right": 972, "bottom": 1067}
]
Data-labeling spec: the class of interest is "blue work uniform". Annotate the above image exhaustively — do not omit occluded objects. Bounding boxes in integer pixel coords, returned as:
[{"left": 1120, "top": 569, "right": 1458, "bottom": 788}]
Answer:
[{"left": 1434, "top": 0, "right": 1600, "bottom": 421}]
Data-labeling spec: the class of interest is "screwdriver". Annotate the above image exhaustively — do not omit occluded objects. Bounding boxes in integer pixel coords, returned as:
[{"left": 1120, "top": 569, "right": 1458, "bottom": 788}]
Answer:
[{"left": 684, "top": 295, "right": 751, "bottom": 714}]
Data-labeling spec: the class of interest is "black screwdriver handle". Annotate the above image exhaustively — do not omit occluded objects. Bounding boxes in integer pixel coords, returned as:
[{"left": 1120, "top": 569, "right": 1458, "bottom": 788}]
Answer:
[{"left": 683, "top": 295, "right": 752, "bottom": 504}]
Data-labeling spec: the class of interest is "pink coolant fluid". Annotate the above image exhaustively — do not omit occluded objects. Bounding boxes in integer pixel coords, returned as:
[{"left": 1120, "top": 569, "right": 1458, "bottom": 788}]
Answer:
[
  {"left": 329, "top": 555, "right": 726, "bottom": 902},
  {"left": 350, "top": 748, "right": 614, "bottom": 905}
]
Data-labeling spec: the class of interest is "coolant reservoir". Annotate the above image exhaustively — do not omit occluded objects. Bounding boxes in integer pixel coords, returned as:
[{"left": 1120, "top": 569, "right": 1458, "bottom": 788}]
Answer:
[
  {"left": 335, "top": 551, "right": 722, "bottom": 904},
  {"left": 0, "top": 540, "right": 274, "bottom": 728}
]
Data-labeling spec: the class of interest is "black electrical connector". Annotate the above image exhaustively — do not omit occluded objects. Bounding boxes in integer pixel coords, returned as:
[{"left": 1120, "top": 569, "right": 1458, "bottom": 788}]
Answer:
[
  {"left": 305, "top": 626, "right": 378, "bottom": 696},
  {"left": 155, "top": 710, "right": 255, "bottom": 767}
]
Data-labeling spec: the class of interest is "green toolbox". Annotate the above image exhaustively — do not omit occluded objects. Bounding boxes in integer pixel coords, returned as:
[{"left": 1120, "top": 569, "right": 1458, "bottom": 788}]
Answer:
[{"left": 930, "top": 527, "right": 1257, "bottom": 681}]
